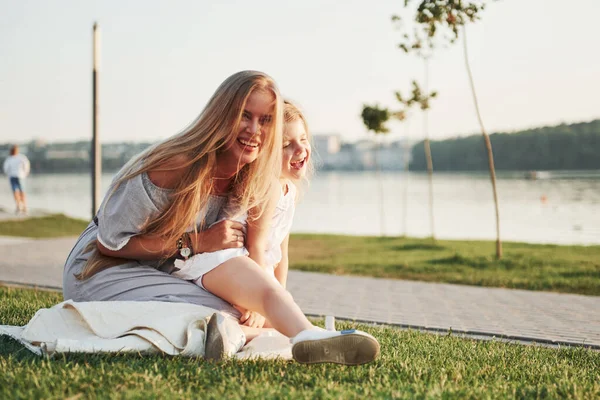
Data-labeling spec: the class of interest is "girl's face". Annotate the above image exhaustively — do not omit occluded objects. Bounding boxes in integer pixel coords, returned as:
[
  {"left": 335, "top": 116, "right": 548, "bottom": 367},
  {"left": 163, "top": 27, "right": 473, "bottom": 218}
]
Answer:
[
  {"left": 220, "top": 90, "right": 274, "bottom": 170},
  {"left": 281, "top": 119, "right": 311, "bottom": 181}
]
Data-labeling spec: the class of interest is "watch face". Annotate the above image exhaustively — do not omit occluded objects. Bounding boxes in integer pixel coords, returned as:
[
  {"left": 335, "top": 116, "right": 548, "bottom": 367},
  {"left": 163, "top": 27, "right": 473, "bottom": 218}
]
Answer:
[{"left": 180, "top": 247, "right": 191, "bottom": 258}]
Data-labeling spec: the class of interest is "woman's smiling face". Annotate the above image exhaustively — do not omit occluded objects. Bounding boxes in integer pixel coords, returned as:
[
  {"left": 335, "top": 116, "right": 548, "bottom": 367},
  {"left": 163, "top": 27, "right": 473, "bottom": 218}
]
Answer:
[
  {"left": 281, "top": 119, "right": 311, "bottom": 181},
  {"left": 220, "top": 90, "right": 274, "bottom": 171}
]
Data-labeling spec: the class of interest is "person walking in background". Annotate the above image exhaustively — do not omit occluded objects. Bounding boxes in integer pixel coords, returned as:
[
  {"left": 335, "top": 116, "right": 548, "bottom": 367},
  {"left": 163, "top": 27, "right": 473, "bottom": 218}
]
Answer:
[{"left": 3, "top": 144, "right": 30, "bottom": 215}]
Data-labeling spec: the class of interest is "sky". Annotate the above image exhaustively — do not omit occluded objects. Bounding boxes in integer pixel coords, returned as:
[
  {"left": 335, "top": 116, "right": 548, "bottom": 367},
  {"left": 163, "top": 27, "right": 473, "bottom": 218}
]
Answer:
[{"left": 1, "top": 0, "right": 599, "bottom": 144}]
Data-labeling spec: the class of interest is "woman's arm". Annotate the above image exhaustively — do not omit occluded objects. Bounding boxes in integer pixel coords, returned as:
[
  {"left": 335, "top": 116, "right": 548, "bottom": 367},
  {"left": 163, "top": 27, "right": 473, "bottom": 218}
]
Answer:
[
  {"left": 97, "top": 234, "right": 174, "bottom": 260},
  {"left": 245, "top": 182, "right": 281, "bottom": 268},
  {"left": 97, "top": 159, "right": 244, "bottom": 260},
  {"left": 96, "top": 220, "right": 246, "bottom": 260},
  {"left": 274, "top": 234, "right": 290, "bottom": 289}
]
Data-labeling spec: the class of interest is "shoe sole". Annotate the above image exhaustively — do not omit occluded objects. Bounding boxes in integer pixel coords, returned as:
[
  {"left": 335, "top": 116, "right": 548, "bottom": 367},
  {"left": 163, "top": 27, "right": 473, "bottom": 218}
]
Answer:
[
  {"left": 204, "top": 314, "right": 224, "bottom": 361},
  {"left": 292, "top": 333, "right": 380, "bottom": 365}
]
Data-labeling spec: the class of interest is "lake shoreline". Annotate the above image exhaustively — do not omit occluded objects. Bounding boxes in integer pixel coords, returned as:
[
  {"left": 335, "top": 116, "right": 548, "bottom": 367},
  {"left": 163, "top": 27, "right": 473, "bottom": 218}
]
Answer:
[{"left": 1, "top": 171, "right": 599, "bottom": 245}]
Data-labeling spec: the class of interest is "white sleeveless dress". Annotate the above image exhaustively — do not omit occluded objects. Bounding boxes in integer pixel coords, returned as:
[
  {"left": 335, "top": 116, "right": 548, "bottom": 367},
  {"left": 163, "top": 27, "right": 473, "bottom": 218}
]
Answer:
[{"left": 172, "top": 181, "right": 296, "bottom": 289}]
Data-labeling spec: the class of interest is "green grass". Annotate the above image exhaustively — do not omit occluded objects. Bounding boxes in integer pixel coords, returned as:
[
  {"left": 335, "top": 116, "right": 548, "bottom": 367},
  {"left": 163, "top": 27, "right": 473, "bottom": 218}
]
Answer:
[
  {"left": 0, "top": 214, "right": 88, "bottom": 238},
  {"left": 289, "top": 235, "right": 600, "bottom": 296},
  {"left": 1, "top": 215, "right": 599, "bottom": 295},
  {"left": 1, "top": 288, "right": 599, "bottom": 399}
]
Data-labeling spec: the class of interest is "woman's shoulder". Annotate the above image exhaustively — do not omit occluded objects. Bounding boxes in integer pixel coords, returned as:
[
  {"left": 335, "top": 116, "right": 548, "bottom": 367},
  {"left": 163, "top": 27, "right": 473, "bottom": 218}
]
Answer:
[{"left": 147, "top": 154, "right": 192, "bottom": 189}]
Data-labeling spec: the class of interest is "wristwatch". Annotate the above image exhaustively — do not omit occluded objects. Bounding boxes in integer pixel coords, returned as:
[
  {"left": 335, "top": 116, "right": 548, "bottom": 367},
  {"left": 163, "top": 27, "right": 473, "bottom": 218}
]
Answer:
[{"left": 176, "top": 233, "right": 192, "bottom": 260}]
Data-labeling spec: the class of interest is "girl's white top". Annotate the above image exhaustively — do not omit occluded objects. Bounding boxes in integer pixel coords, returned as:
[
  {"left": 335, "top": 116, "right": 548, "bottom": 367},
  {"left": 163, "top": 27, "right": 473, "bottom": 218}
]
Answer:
[
  {"left": 263, "top": 180, "right": 296, "bottom": 268},
  {"left": 172, "top": 181, "right": 297, "bottom": 282}
]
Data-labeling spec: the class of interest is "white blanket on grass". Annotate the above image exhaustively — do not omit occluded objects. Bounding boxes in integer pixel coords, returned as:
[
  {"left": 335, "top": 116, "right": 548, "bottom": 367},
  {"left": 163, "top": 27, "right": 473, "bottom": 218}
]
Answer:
[{"left": 0, "top": 300, "right": 292, "bottom": 360}]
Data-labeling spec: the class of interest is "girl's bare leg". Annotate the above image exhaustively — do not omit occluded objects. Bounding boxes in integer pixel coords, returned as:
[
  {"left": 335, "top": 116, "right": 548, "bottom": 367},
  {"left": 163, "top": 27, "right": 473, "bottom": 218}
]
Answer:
[
  {"left": 263, "top": 321, "right": 274, "bottom": 329},
  {"left": 202, "top": 256, "right": 313, "bottom": 338},
  {"left": 240, "top": 326, "right": 277, "bottom": 343}
]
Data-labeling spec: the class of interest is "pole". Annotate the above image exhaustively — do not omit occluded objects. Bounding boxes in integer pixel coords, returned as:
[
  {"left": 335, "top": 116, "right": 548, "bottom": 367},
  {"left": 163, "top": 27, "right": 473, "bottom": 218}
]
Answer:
[{"left": 92, "top": 22, "right": 101, "bottom": 217}]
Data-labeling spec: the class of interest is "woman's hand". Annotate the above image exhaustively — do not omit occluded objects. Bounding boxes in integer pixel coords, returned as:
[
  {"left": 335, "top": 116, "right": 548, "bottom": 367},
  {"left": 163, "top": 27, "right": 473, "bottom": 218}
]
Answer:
[
  {"left": 234, "top": 305, "right": 266, "bottom": 328},
  {"left": 192, "top": 220, "right": 245, "bottom": 253}
]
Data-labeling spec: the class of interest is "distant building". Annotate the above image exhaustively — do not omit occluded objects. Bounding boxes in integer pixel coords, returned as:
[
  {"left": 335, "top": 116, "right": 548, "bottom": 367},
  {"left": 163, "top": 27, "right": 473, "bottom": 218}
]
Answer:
[
  {"left": 0, "top": 137, "right": 411, "bottom": 173},
  {"left": 313, "top": 136, "right": 410, "bottom": 171},
  {"left": 312, "top": 134, "right": 342, "bottom": 170},
  {"left": 45, "top": 150, "right": 89, "bottom": 160},
  {"left": 313, "top": 134, "right": 341, "bottom": 155}
]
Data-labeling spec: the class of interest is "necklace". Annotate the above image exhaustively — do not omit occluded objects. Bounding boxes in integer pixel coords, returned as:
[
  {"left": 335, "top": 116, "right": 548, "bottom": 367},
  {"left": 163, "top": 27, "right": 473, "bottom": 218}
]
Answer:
[{"left": 211, "top": 176, "right": 233, "bottom": 196}]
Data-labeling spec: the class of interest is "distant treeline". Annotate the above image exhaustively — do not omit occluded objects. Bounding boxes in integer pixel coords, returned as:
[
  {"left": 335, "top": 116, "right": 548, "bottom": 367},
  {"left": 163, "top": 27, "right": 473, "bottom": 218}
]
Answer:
[
  {"left": 410, "top": 119, "right": 600, "bottom": 171},
  {"left": 27, "top": 158, "right": 126, "bottom": 174}
]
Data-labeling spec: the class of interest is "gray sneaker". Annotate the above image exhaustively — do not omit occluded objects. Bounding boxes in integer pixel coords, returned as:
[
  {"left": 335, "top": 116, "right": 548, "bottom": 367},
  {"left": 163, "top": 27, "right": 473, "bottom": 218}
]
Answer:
[
  {"left": 291, "top": 328, "right": 380, "bottom": 365},
  {"left": 204, "top": 312, "right": 246, "bottom": 361}
]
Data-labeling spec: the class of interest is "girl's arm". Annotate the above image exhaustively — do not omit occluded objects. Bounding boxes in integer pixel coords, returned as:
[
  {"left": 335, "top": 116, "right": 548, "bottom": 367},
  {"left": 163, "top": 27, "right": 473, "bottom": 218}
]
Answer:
[
  {"left": 274, "top": 234, "right": 290, "bottom": 288},
  {"left": 245, "top": 181, "right": 280, "bottom": 269}
]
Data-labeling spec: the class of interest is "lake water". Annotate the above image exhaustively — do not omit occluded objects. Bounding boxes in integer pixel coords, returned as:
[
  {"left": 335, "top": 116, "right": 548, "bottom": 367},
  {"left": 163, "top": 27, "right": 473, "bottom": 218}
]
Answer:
[{"left": 2, "top": 170, "right": 600, "bottom": 245}]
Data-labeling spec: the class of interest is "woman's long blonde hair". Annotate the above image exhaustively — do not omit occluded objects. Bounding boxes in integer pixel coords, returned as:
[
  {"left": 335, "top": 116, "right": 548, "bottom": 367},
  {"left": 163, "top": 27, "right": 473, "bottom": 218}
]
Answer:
[{"left": 77, "top": 71, "right": 283, "bottom": 280}]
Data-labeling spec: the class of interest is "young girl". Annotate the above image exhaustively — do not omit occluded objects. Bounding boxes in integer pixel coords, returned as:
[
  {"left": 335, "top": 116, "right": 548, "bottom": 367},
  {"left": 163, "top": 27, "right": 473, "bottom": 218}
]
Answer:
[{"left": 172, "top": 101, "right": 380, "bottom": 363}]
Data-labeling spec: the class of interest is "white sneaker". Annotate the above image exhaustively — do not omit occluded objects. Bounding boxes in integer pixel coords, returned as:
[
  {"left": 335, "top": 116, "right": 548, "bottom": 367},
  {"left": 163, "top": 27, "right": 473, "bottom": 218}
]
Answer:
[
  {"left": 291, "top": 328, "right": 380, "bottom": 365},
  {"left": 204, "top": 312, "right": 246, "bottom": 361}
]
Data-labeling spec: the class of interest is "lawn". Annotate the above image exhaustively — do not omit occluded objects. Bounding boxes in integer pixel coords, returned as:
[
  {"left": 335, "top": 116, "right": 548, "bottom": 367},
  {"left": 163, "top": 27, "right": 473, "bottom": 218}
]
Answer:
[
  {"left": 1, "top": 288, "right": 599, "bottom": 399},
  {"left": 290, "top": 234, "right": 600, "bottom": 296},
  {"left": 1, "top": 215, "right": 599, "bottom": 295},
  {"left": 0, "top": 214, "right": 88, "bottom": 238}
]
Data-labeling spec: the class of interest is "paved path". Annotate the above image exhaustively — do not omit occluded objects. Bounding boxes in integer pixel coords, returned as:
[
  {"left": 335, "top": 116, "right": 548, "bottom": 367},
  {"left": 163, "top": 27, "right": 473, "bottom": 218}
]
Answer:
[
  {"left": 1, "top": 236, "right": 599, "bottom": 349},
  {"left": 0, "top": 236, "right": 72, "bottom": 289}
]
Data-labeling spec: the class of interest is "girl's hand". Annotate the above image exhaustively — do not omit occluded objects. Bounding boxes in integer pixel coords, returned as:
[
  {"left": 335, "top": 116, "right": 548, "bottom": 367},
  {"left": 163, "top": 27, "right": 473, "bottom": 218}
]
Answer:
[
  {"left": 234, "top": 305, "right": 266, "bottom": 329},
  {"left": 193, "top": 220, "right": 245, "bottom": 253}
]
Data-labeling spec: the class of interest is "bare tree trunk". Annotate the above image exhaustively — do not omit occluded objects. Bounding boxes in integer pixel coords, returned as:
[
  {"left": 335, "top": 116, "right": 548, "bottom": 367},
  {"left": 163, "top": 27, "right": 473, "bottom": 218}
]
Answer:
[
  {"left": 463, "top": 26, "right": 502, "bottom": 259},
  {"left": 374, "top": 137, "right": 386, "bottom": 236},
  {"left": 423, "top": 57, "right": 435, "bottom": 240},
  {"left": 402, "top": 119, "right": 411, "bottom": 237}
]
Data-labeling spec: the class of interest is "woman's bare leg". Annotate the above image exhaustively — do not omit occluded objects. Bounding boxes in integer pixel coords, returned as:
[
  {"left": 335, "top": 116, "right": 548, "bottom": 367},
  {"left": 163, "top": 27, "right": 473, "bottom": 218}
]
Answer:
[{"left": 202, "top": 256, "right": 313, "bottom": 338}]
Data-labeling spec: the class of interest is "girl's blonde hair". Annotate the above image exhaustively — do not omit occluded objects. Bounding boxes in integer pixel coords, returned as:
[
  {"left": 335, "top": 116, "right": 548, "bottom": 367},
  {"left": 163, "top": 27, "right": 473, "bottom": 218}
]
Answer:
[
  {"left": 77, "top": 70, "right": 283, "bottom": 279},
  {"left": 283, "top": 100, "right": 314, "bottom": 185}
]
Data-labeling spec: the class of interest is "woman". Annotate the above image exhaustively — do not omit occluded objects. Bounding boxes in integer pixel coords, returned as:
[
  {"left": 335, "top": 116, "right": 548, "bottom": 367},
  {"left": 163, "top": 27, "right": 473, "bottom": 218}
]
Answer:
[{"left": 63, "top": 71, "right": 379, "bottom": 365}]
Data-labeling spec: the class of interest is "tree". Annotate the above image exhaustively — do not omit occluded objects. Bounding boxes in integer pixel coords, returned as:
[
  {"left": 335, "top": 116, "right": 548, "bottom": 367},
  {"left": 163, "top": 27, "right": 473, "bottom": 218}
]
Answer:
[
  {"left": 409, "top": 119, "right": 600, "bottom": 171},
  {"left": 392, "top": 13, "right": 438, "bottom": 239},
  {"left": 396, "top": 81, "right": 438, "bottom": 239},
  {"left": 393, "top": 0, "right": 502, "bottom": 258},
  {"left": 362, "top": 81, "right": 436, "bottom": 238},
  {"left": 361, "top": 105, "right": 390, "bottom": 235},
  {"left": 361, "top": 105, "right": 391, "bottom": 134}
]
